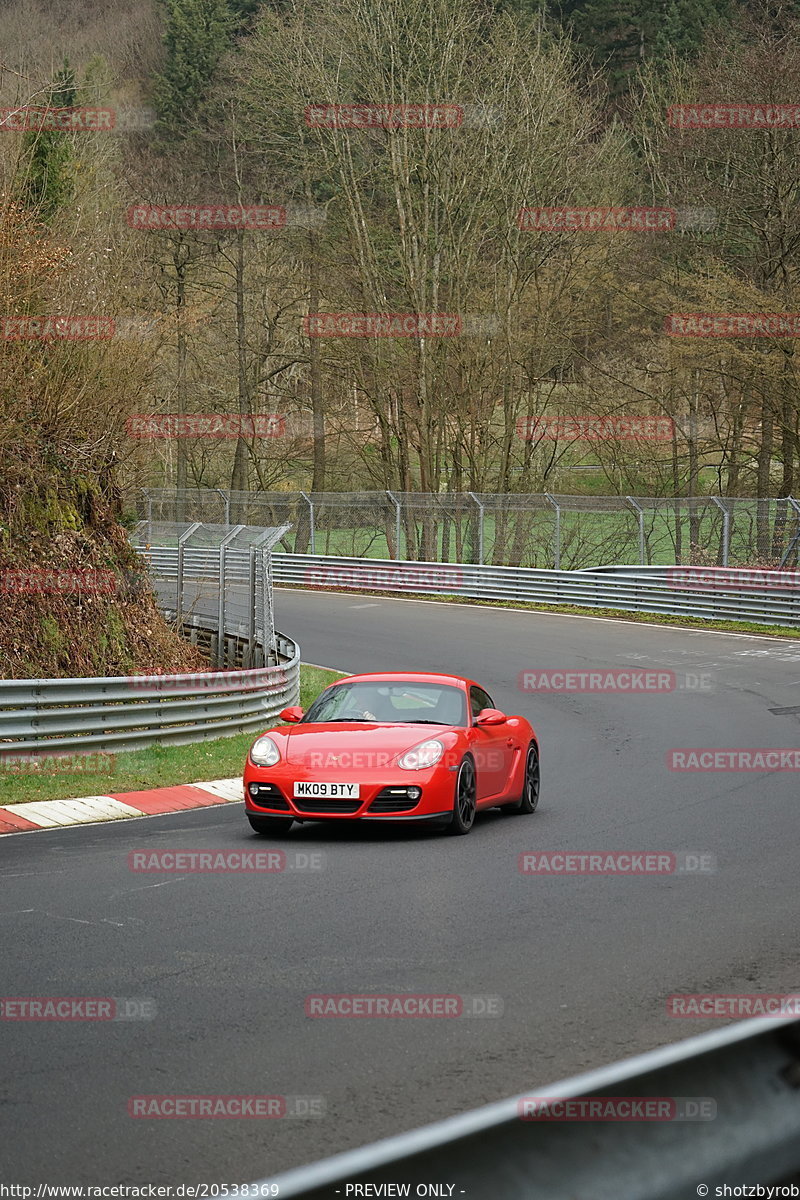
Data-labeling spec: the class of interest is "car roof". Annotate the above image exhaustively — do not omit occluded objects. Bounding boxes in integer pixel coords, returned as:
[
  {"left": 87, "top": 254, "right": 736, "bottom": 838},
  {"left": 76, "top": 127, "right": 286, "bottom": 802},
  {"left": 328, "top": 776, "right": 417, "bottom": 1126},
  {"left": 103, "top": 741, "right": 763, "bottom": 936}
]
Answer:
[{"left": 329, "top": 672, "right": 474, "bottom": 690}]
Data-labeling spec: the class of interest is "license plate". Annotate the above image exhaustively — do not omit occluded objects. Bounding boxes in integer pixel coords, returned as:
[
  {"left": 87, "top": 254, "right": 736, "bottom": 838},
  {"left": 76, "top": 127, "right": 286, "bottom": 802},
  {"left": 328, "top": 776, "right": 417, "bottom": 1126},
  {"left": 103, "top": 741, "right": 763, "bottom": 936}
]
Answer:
[{"left": 293, "top": 781, "right": 360, "bottom": 799}]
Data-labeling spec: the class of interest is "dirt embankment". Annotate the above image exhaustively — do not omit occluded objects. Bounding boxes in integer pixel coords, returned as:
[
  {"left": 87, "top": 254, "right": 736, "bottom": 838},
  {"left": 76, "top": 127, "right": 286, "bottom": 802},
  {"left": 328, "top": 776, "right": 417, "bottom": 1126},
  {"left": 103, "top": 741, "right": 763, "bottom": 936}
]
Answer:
[{"left": 0, "top": 489, "right": 208, "bottom": 681}]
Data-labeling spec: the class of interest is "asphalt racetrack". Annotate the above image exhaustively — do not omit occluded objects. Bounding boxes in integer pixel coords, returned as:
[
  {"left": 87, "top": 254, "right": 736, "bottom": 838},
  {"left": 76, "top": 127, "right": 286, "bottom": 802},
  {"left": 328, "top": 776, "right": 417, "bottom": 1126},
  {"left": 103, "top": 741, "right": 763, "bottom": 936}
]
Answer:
[{"left": 3, "top": 590, "right": 800, "bottom": 1183}]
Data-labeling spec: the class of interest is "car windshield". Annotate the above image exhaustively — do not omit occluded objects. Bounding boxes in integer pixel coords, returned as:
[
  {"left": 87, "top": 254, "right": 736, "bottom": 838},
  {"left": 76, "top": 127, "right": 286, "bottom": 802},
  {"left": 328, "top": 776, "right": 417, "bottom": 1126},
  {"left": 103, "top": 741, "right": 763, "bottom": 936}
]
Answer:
[{"left": 303, "top": 680, "right": 467, "bottom": 726}]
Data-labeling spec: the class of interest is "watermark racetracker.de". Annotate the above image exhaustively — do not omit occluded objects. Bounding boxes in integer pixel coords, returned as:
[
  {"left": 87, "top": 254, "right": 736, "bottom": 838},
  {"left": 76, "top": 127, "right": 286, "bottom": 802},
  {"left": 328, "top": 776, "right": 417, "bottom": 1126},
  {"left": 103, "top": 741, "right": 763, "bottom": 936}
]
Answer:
[
  {"left": 518, "top": 851, "right": 717, "bottom": 874},
  {"left": 0, "top": 568, "right": 118, "bottom": 595},
  {"left": 305, "top": 994, "right": 503, "bottom": 1017},
  {"left": 1, "top": 997, "right": 155, "bottom": 1020},
  {"left": 305, "top": 103, "right": 463, "bottom": 128},
  {"left": 0, "top": 107, "right": 115, "bottom": 132},
  {"left": 517, "top": 416, "right": 674, "bottom": 441},
  {"left": 305, "top": 101, "right": 502, "bottom": 130},
  {"left": 0, "top": 105, "right": 158, "bottom": 133},
  {"left": 285, "top": 749, "right": 506, "bottom": 770},
  {"left": 517, "top": 206, "right": 716, "bottom": 232},
  {"left": 665, "top": 313, "right": 800, "bottom": 337},
  {"left": 303, "top": 312, "right": 498, "bottom": 337},
  {"left": 518, "top": 206, "right": 676, "bottom": 232},
  {"left": 666, "top": 567, "right": 800, "bottom": 592},
  {"left": 128, "top": 1095, "right": 325, "bottom": 1118},
  {"left": 128, "top": 849, "right": 323, "bottom": 873},
  {"left": 303, "top": 312, "right": 462, "bottom": 337},
  {"left": 518, "top": 1096, "right": 716, "bottom": 1121},
  {"left": 667, "top": 994, "right": 800, "bottom": 1018},
  {"left": 0, "top": 567, "right": 151, "bottom": 599},
  {"left": 666, "top": 749, "right": 800, "bottom": 771},
  {"left": 0, "top": 752, "right": 116, "bottom": 776},
  {"left": 303, "top": 563, "right": 462, "bottom": 594},
  {"left": 1, "top": 316, "right": 115, "bottom": 340},
  {"left": 518, "top": 668, "right": 714, "bottom": 693},
  {"left": 126, "top": 415, "right": 285, "bottom": 438},
  {"left": 668, "top": 104, "right": 800, "bottom": 129},
  {"left": 127, "top": 205, "right": 287, "bottom": 231},
  {"left": 127, "top": 666, "right": 289, "bottom": 694}
]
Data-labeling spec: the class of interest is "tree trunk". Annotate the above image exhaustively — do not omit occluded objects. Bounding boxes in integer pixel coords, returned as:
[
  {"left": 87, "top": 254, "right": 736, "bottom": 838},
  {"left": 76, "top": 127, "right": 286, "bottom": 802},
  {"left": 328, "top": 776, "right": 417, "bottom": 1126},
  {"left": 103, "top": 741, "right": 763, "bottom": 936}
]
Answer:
[
  {"left": 175, "top": 247, "right": 188, "bottom": 522},
  {"left": 756, "top": 381, "right": 774, "bottom": 557},
  {"left": 229, "top": 230, "right": 249, "bottom": 511},
  {"left": 309, "top": 230, "right": 325, "bottom": 493}
]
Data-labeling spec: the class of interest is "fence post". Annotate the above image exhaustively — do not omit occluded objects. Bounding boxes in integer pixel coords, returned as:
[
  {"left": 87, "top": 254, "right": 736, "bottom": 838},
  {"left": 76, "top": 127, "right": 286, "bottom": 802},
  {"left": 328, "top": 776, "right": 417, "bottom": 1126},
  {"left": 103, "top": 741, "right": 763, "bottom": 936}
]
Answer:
[
  {"left": 213, "top": 488, "right": 231, "bottom": 527},
  {"left": 217, "top": 526, "right": 245, "bottom": 666},
  {"left": 467, "top": 492, "right": 484, "bottom": 566},
  {"left": 545, "top": 493, "right": 561, "bottom": 570},
  {"left": 248, "top": 547, "right": 257, "bottom": 666},
  {"left": 779, "top": 497, "right": 800, "bottom": 568},
  {"left": 386, "top": 490, "right": 402, "bottom": 560},
  {"left": 710, "top": 497, "right": 730, "bottom": 567},
  {"left": 145, "top": 492, "right": 153, "bottom": 542},
  {"left": 299, "top": 491, "right": 315, "bottom": 554},
  {"left": 626, "top": 497, "right": 645, "bottom": 565},
  {"left": 262, "top": 549, "right": 275, "bottom": 663},
  {"left": 176, "top": 522, "right": 202, "bottom": 631},
  {"left": 218, "top": 545, "right": 226, "bottom": 667}
]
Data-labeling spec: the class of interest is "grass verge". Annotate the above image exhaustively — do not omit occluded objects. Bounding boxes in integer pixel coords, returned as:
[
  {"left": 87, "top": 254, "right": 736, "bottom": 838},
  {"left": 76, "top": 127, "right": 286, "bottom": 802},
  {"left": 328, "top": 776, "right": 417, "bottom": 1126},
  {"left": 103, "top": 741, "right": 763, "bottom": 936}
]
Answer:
[{"left": 0, "top": 663, "right": 345, "bottom": 806}]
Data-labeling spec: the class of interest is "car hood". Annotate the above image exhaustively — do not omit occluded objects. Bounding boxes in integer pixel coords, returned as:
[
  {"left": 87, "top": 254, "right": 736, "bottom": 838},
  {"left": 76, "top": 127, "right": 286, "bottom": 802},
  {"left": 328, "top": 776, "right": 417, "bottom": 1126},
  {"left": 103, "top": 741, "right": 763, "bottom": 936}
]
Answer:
[{"left": 278, "top": 722, "right": 458, "bottom": 767}]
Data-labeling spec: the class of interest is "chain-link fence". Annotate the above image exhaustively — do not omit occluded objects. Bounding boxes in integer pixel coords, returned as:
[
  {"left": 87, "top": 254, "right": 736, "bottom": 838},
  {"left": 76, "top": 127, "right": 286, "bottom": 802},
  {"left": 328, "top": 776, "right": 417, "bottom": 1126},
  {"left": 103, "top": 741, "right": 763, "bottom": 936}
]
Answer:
[
  {"left": 133, "top": 490, "right": 800, "bottom": 571},
  {"left": 129, "top": 521, "right": 291, "bottom": 666}
]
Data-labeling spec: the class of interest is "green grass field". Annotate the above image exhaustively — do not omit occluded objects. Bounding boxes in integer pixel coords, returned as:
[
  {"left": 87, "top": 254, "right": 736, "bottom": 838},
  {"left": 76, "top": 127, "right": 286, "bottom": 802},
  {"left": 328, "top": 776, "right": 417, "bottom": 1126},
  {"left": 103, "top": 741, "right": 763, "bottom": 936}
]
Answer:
[{"left": 301, "top": 509, "right": 782, "bottom": 569}]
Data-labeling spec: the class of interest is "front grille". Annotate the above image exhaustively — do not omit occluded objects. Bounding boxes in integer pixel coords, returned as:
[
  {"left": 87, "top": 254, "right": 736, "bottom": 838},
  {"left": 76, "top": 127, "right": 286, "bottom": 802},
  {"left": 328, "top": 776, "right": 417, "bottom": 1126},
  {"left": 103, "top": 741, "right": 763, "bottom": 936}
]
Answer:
[
  {"left": 293, "top": 799, "right": 362, "bottom": 814},
  {"left": 249, "top": 783, "right": 291, "bottom": 812},
  {"left": 368, "top": 788, "right": 423, "bottom": 814}
]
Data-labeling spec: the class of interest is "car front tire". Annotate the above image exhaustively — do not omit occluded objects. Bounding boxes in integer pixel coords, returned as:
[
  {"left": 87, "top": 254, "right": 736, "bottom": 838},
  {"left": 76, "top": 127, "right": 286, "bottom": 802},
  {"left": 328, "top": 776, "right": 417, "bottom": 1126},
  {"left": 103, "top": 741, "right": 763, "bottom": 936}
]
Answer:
[{"left": 445, "top": 756, "right": 477, "bottom": 835}]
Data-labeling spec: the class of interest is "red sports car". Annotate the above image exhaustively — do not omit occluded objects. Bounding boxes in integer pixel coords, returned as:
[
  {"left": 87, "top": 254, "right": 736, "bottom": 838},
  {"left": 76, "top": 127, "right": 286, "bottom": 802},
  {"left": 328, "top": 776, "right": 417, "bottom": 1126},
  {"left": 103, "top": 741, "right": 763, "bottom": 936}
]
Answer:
[{"left": 243, "top": 671, "right": 539, "bottom": 836}]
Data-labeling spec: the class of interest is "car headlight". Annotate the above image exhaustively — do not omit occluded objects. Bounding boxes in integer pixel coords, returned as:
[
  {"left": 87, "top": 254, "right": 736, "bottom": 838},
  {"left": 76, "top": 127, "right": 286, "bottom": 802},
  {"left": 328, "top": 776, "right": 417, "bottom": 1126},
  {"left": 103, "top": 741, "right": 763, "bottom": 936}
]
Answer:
[
  {"left": 397, "top": 738, "right": 444, "bottom": 770},
  {"left": 250, "top": 735, "right": 280, "bottom": 766}
]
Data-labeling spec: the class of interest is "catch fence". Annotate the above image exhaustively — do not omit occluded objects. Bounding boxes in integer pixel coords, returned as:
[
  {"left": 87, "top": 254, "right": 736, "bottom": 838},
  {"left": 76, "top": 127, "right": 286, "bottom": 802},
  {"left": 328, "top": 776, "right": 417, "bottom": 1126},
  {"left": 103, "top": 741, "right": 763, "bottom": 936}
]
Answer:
[{"left": 135, "top": 489, "right": 800, "bottom": 570}]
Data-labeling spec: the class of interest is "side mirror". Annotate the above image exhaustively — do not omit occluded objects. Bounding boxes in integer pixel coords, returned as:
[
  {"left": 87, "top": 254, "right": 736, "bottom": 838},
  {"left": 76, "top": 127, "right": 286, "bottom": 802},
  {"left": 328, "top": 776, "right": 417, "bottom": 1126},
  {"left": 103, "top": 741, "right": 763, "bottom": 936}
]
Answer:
[
  {"left": 280, "top": 706, "right": 304, "bottom": 723},
  {"left": 475, "top": 708, "right": 507, "bottom": 726}
]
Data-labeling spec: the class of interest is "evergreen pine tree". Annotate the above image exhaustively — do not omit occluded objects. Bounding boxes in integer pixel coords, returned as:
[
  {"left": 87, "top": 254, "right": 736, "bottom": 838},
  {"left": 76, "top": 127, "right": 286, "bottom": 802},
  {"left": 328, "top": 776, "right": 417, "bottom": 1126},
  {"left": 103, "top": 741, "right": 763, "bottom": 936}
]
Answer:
[
  {"left": 550, "top": 0, "right": 734, "bottom": 92},
  {"left": 18, "top": 61, "right": 76, "bottom": 221},
  {"left": 154, "top": 0, "right": 233, "bottom": 140}
]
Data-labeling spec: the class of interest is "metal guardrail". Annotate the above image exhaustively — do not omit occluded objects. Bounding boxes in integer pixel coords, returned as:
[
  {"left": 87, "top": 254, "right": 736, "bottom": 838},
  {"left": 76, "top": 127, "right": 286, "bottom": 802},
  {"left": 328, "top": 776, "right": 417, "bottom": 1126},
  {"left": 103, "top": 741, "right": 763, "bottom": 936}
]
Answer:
[
  {"left": 0, "top": 617, "right": 300, "bottom": 757},
  {"left": 278, "top": 554, "right": 800, "bottom": 626},
  {"left": 144, "top": 546, "right": 259, "bottom": 584},
  {"left": 253, "top": 1014, "right": 800, "bottom": 1199},
  {"left": 144, "top": 546, "right": 800, "bottom": 628}
]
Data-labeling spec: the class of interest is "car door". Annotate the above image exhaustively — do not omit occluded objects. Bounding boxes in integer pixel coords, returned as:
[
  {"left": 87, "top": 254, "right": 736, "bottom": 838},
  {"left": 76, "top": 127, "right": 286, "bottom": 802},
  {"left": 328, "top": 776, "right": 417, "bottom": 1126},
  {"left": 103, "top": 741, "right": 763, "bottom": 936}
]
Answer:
[{"left": 468, "top": 685, "right": 513, "bottom": 800}]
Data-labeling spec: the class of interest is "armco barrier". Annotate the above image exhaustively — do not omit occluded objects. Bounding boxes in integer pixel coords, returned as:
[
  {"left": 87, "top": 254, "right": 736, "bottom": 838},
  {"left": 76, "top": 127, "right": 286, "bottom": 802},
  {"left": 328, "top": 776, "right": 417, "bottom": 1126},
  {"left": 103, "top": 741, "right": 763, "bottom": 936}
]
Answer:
[
  {"left": 251, "top": 1014, "right": 800, "bottom": 1198},
  {"left": 0, "top": 617, "right": 299, "bottom": 757},
  {"left": 140, "top": 547, "right": 800, "bottom": 627},
  {"left": 276, "top": 554, "right": 799, "bottom": 627}
]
